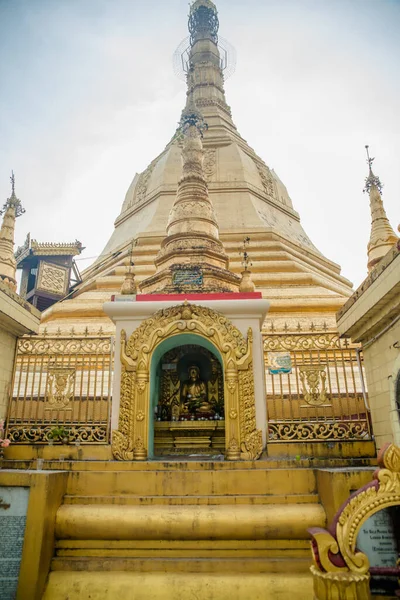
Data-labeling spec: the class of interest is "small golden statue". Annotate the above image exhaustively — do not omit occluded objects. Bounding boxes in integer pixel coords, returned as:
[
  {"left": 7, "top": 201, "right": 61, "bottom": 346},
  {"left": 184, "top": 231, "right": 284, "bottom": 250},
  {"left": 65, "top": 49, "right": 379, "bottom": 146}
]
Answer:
[{"left": 181, "top": 366, "right": 212, "bottom": 416}]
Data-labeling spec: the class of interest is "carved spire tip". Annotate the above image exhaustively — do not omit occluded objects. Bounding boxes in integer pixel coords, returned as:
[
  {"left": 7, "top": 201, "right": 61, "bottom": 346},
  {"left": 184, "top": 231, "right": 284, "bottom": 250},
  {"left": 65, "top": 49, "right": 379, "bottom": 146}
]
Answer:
[
  {"left": 0, "top": 171, "right": 25, "bottom": 217},
  {"left": 363, "top": 145, "right": 383, "bottom": 195},
  {"left": 10, "top": 170, "right": 15, "bottom": 196}
]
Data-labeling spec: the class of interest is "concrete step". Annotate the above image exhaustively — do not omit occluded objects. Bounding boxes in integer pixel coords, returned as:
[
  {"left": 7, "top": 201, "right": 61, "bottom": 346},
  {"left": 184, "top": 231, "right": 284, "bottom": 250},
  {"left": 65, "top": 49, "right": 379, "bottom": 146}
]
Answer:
[
  {"left": 42, "top": 571, "right": 314, "bottom": 600},
  {"left": 55, "top": 503, "right": 326, "bottom": 542},
  {"left": 51, "top": 556, "right": 312, "bottom": 574},
  {"left": 65, "top": 468, "right": 318, "bottom": 497},
  {"left": 62, "top": 492, "right": 320, "bottom": 505}
]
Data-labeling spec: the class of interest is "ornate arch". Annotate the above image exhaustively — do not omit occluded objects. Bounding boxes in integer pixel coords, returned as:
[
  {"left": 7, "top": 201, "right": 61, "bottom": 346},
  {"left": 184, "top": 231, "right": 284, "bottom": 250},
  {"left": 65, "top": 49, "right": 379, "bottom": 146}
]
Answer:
[
  {"left": 309, "top": 443, "right": 400, "bottom": 599},
  {"left": 112, "top": 302, "right": 263, "bottom": 461}
]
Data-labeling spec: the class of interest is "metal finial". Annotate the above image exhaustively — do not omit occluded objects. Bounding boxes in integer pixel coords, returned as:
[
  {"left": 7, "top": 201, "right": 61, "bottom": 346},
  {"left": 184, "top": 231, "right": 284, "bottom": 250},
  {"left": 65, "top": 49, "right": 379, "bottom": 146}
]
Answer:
[
  {"left": 189, "top": 1, "right": 219, "bottom": 46},
  {"left": 240, "top": 236, "right": 252, "bottom": 271},
  {"left": 10, "top": 171, "right": 15, "bottom": 195},
  {"left": 363, "top": 145, "right": 383, "bottom": 195},
  {"left": 365, "top": 145, "right": 374, "bottom": 171},
  {"left": 0, "top": 171, "right": 25, "bottom": 217}
]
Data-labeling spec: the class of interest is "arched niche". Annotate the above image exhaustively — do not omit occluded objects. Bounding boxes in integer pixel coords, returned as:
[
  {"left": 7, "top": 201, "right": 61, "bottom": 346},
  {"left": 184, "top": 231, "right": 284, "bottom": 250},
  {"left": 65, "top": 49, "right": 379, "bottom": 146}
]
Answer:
[
  {"left": 148, "top": 333, "right": 224, "bottom": 457},
  {"left": 111, "top": 302, "right": 263, "bottom": 461}
]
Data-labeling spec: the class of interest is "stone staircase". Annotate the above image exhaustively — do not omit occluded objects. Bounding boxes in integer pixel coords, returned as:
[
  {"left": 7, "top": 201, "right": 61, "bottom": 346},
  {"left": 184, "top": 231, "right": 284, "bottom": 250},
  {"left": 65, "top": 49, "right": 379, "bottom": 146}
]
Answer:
[{"left": 36, "top": 458, "right": 375, "bottom": 600}]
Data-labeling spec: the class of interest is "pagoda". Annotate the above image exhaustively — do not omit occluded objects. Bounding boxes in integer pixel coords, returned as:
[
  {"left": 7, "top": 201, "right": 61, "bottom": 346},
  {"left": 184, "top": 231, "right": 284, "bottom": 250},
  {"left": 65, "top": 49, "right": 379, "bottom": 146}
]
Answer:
[
  {"left": 39, "top": 0, "right": 353, "bottom": 336},
  {"left": 0, "top": 4, "right": 382, "bottom": 600}
]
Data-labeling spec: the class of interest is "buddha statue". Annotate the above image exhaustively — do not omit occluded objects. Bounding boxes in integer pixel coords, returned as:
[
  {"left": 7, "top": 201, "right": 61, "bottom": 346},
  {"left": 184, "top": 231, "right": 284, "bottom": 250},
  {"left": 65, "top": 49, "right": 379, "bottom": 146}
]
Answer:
[{"left": 181, "top": 365, "right": 212, "bottom": 416}]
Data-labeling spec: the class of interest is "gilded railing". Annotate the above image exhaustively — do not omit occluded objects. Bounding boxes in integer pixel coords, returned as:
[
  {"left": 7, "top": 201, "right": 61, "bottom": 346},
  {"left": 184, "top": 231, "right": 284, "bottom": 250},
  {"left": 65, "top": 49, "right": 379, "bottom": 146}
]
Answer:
[
  {"left": 263, "top": 331, "right": 371, "bottom": 442},
  {"left": 6, "top": 335, "right": 114, "bottom": 444}
]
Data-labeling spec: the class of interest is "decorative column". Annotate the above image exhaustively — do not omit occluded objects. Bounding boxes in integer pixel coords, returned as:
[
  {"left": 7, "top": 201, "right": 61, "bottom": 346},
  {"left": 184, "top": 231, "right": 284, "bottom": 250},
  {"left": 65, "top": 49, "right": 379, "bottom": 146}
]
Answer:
[
  {"left": 0, "top": 172, "right": 25, "bottom": 291},
  {"left": 364, "top": 146, "right": 398, "bottom": 271}
]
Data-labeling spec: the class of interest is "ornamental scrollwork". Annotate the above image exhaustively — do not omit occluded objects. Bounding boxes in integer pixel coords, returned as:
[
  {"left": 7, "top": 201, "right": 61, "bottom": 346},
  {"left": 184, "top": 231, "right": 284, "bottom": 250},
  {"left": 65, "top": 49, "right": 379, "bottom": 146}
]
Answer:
[
  {"left": 125, "top": 304, "right": 249, "bottom": 362},
  {"left": 17, "top": 336, "right": 112, "bottom": 356},
  {"left": 7, "top": 424, "right": 108, "bottom": 444},
  {"left": 263, "top": 333, "right": 344, "bottom": 352},
  {"left": 46, "top": 368, "right": 75, "bottom": 408},
  {"left": 299, "top": 365, "right": 329, "bottom": 407},
  {"left": 268, "top": 421, "right": 369, "bottom": 442}
]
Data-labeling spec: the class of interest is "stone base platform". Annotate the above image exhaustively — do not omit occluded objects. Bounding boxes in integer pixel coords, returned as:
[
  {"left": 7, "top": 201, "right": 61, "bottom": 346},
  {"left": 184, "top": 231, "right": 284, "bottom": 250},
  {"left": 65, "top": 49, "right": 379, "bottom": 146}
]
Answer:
[{"left": 0, "top": 455, "right": 378, "bottom": 600}]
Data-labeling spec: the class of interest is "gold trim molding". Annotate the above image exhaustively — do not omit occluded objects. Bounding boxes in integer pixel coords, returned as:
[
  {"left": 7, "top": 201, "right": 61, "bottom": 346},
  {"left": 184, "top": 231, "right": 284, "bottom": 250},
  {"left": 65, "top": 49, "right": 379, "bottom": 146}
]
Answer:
[
  {"left": 112, "top": 302, "right": 263, "bottom": 461},
  {"left": 309, "top": 443, "right": 400, "bottom": 599}
]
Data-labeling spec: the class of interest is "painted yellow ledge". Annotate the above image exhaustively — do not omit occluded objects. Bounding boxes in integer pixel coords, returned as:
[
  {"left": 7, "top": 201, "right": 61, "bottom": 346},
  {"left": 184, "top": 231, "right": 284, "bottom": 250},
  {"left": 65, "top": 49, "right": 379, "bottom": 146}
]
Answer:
[{"left": 43, "top": 571, "right": 314, "bottom": 600}]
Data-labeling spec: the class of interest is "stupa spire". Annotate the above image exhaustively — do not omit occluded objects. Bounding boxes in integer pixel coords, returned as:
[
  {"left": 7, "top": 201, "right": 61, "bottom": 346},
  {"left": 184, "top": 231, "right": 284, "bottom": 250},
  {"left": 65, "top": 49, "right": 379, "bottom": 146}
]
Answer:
[
  {"left": 0, "top": 172, "right": 25, "bottom": 291},
  {"left": 140, "top": 105, "right": 239, "bottom": 293},
  {"left": 180, "top": 0, "right": 235, "bottom": 131},
  {"left": 363, "top": 146, "right": 398, "bottom": 272}
]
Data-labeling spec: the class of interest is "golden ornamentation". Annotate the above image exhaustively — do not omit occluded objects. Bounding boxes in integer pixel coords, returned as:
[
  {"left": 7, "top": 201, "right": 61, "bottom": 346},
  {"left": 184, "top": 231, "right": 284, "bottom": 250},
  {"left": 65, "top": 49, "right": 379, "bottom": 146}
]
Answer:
[
  {"left": 264, "top": 331, "right": 371, "bottom": 443},
  {"left": 226, "top": 379, "right": 236, "bottom": 394},
  {"left": 309, "top": 531, "right": 346, "bottom": 573},
  {"left": 136, "top": 381, "right": 146, "bottom": 393},
  {"left": 336, "top": 463, "right": 400, "bottom": 573},
  {"left": 15, "top": 238, "right": 83, "bottom": 261},
  {"left": 255, "top": 160, "right": 275, "bottom": 199},
  {"left": 7, "top": 424, "right": 108, "bottom": 444},
  {"left": 136, "top": 411, "right": 145, "bottom": 422},
  {"left": 133, "top": 436, "right": 147, "bottom": 461},
  {"left": 268, "top": 422, "right": 369, "bottom": 442},
  {"left": 263, "top": 332, "right": 345, "bottom": 352},
  {"left": 130, "top": 157, "right": 160, "bottom": 208},
  {"left": 299, "top": 365, "right": 328, "bottom": 407},
  {"left": 37, "top": 261, "right": 68, "bottom": 295},
  {"left": 309, "top": 443, "right": 400, "bottom": 599},
  {"left": 310, "top": 566, "right": 370, "bottom": 600},
  {"left": 17, "top": 335, "right": 112, "bottom": 356},
  {"left": 46, "top": 368, "right": 75, "bottom": 408},
  {"left": 181, "top": 302, "right": 193, "bottom": 320},
  {"left": 203, "top": 148, "right": 216, "bottom": 181},
  {"left": 120, "top": 269, "right": 137, "bottom": 295},
  {"left": 7, "top": 335, "right": 113, "bottom": 445},
  {"left": 238, "top": 352, "right": 262, "bottom": 459},
  {"left": 112, "top": 429, "right": 134, "bottom": 461},
  {"left": 226, "top": 436, "right": 240, "bottom": 461},
  {"left": 112, "top": 303, "right": 262, "bottom": 461},
  {"left": 229, "top": 409, "right": 237, "bottom": 420},
  {"left": 381, "top": 442, "right": 400, "bottom": 472}
]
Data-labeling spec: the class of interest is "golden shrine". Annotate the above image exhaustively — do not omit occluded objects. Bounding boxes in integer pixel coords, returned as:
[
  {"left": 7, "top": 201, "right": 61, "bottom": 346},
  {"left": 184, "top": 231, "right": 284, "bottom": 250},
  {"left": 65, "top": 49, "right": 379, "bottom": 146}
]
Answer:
[{"left": 1, "top": 1, "right": 399, "bottom": 600}]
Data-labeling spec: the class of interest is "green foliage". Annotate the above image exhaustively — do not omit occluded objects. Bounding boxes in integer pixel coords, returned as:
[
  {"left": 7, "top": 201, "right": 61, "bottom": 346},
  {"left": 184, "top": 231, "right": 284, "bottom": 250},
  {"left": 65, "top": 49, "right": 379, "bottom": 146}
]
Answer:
[{"left": 48, "top": 426, "right": 70, "bottom": 441}]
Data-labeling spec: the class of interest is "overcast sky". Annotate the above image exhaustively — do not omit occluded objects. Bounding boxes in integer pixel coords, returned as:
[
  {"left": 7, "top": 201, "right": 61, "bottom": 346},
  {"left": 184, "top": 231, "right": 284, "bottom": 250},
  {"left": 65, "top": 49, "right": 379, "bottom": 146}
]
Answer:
[{"left": 0, "top": 0, "right": 399, "bottom": 289}]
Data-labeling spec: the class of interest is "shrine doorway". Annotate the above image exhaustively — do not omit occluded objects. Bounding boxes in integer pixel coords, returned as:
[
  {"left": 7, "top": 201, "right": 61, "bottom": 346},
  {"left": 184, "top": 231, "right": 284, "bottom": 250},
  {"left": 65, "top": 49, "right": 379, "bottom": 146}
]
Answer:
[{"left": 149, "top": 334, "right": 225, "bottom": 458}]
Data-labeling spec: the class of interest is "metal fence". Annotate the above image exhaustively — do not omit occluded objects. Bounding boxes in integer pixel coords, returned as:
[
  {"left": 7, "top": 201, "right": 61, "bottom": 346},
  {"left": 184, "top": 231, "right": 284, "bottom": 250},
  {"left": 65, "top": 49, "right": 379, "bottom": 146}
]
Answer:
[
  {"left": 263, "top": 332, "right": 371, "bottom": 442},
  {"left": 6, "top": 330, "right": 371, "bottom": 447},
  {"left": 6, "top": 336, "right": 113, "bottom": 444}
]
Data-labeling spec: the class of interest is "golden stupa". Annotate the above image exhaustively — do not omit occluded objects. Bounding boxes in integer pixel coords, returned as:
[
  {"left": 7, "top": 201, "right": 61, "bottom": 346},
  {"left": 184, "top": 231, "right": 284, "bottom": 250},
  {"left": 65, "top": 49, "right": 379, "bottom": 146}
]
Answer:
[
  {"left": 39, "top": 0, "right": 353, "bottom": 336},
  {"left": 1, "top": 3, "right": 384, "bottom": 600}
]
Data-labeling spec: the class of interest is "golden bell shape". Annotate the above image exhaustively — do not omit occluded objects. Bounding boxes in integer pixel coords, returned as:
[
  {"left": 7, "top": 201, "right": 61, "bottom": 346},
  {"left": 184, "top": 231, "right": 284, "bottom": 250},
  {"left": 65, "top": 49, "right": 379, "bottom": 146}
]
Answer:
[
  {"left": 239, "top": 270, "right": 255, "bottom": 293},
  {"left": 120, "top": 268, "right": 137, "bottom": 295}
]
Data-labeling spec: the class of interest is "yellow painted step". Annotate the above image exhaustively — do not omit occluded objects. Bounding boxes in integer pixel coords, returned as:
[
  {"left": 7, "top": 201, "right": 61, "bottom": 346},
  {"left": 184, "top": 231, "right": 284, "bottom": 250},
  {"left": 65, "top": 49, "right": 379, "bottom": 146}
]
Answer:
[
  {"left": 55, "top": 503, "right": 325, "bottom": 541},
  {"left": 66, "top": 468, "right": 317, "bottom": 496},
  {"left": 62, "top": 493, "right": 319, "bottom": 505},
  {"left": 51, "top": 556, "right": 312, "bottom": 574},
  {"left": 42, "top": 571, "right": 314, "bottom": 600}
]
